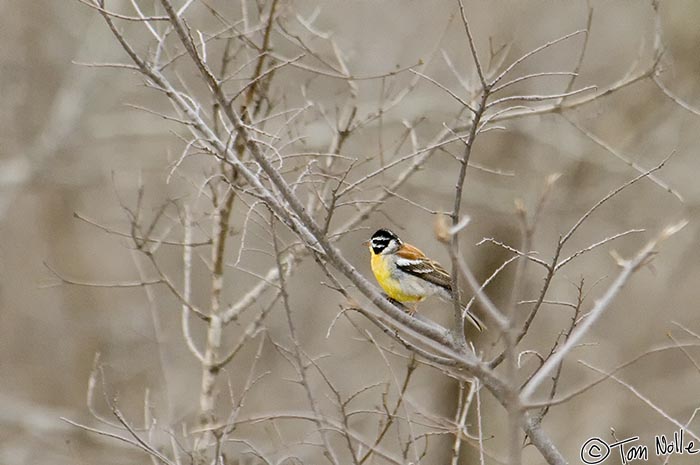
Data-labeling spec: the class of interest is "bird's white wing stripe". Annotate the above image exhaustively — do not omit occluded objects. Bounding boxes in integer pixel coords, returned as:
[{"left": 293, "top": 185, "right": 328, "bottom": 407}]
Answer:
[
  {"left": 396, "top": 258, "right": 425, "bottom": 267},
  {"left": 410, "top": 268, "right": 433, "bottom": 273},
  {"left": 396, "top": 258, "right": 434, "bottom": 273}
]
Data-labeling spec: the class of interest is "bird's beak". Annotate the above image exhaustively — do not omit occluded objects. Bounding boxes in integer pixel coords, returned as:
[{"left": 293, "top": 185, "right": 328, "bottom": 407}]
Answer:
[{"left": 361, "top": 240, "right": 370, "bottom": 247}]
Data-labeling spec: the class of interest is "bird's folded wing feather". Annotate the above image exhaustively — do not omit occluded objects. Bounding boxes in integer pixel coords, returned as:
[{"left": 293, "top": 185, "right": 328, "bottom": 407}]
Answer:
[
  {"left": 396, "top": 244, "right": 484, "bottom": 331},
  {"left": 396, "top": 244, "right": 453, "bottom": 291}
]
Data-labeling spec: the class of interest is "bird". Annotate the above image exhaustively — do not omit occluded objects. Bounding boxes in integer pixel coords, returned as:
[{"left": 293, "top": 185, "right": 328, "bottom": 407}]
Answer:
[{"left": 366, "top": 228, "right": 483, "bottom": 331}]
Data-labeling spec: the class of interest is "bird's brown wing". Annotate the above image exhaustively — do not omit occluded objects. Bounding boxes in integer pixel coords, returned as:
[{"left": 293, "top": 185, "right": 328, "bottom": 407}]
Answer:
[
  {"left": 396, "top": 244, "right": 484, "bottom": 331},
  {"left": 395, "top": 244, "right": 453, "bottom": 292}
]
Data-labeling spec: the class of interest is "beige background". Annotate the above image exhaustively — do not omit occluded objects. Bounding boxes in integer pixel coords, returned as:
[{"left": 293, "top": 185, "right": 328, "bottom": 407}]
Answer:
[{"left": 2, "top": 0, "right": 700, "bottom": 464}]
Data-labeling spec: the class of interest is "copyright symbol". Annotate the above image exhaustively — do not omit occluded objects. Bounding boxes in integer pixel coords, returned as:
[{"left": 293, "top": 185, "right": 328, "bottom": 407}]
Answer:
[{"left": 580, "top": 437, "right": 610, "bottom": 464}]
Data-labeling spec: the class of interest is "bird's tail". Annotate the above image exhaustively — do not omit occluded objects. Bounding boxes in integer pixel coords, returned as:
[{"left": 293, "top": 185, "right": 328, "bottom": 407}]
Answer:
[
  {"left": 464, "top": 308, "right": 485, "bottom": 332},
  {"left": 441, "top": 289, "right": 486, "bottom": 332}
]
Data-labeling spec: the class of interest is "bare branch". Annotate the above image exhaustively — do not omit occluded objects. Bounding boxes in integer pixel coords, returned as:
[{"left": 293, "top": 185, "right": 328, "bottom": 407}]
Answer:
[
  {"left": 654, "top": 74, "right": 700, "bottom": 117},
  {"left": 44, "top": 261, "right": 163, "bottom": 288},
  {"left": 560, "top": 152, "right": 677, "bottom": 247},
  {"left": 490, "top": 29, "right": 588, "bottom": 87},
  {"left": 565, "top": 117, "right": 684, "bottom": 202},
  {"left": 555, "top": 228, "right": 646, "bottom": 271},
  {"left": 580, "top": 361, "right": 700, "bottom": 442},
  {"left": 522, "top": 222, "right": 686, "bottom": 400},
  {"left": 456, "top": 0, "right": 487, "bottom": 88}
]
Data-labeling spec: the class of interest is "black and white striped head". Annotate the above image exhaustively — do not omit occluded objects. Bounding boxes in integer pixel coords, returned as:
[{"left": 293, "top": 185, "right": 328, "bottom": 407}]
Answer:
[{"left": 369, "top": 229, "right": 402, "bottom": 255}]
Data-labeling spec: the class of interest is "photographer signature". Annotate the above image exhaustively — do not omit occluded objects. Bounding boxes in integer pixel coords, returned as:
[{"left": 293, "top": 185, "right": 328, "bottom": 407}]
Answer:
[{"left": 580, "top": 429, "right": 699, "bottom": 464}]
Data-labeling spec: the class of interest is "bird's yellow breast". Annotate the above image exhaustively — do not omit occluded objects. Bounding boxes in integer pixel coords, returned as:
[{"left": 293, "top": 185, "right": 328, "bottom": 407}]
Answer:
[{"left": 370, "top": 252, "right": 425, "bottom": 303}]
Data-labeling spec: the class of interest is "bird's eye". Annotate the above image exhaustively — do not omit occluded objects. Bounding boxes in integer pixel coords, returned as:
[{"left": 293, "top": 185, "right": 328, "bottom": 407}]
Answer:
[{"left": 370, "top": 237, "right": 391, "bottom": 252}]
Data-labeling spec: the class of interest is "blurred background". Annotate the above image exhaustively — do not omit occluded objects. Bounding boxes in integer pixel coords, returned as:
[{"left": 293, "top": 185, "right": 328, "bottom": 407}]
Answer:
[{"left": 2, "top": 0, "right": 700, "bottom": 464}]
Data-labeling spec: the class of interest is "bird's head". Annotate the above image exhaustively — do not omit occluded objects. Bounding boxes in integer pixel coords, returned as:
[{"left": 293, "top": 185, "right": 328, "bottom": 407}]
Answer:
[{"left": 366, "top": 228, "right": 402, "bottom": 255}]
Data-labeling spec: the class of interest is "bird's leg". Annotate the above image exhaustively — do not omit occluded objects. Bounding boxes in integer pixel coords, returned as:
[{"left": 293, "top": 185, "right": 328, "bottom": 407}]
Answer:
[
  {"left": 384, "top": 294, "right": 414, "bottom": 314},
  {"left": 381, "top": 294, "right": 420, "bottom": 317}
]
